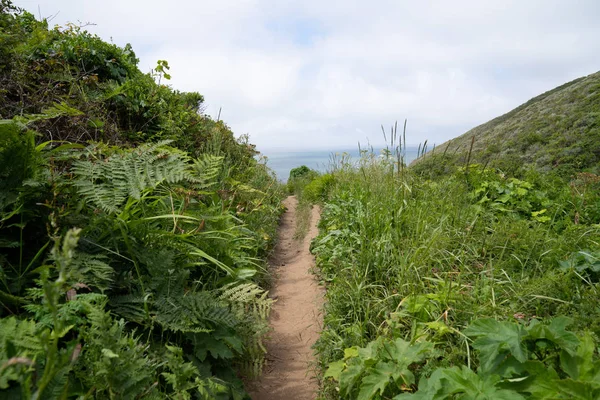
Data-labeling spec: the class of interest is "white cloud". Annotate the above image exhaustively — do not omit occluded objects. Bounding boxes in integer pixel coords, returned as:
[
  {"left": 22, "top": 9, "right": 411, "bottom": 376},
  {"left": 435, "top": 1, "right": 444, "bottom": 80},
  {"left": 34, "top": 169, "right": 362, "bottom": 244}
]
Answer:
[{"left": 13, "top": 0, "right": 600, "bottom": 151}]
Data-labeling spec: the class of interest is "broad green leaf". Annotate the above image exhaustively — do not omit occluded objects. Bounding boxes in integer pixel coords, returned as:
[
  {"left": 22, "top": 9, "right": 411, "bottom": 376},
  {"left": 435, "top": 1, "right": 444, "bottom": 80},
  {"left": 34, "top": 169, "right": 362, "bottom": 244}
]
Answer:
[
  {"left": 441, "top": 367, "right": 524, "bottom": 400},
  {"left": 345, "top": 346, "right": 360, "bottom": 359},
  {"left": 527, "top": 316, "right": 579, "bottom": 354},
  {"left": 385, "top": 339, "right": 433, "bottom": 385},
  {"left": 400, "top": 295, "right": 433, "bottom": 320},
  {"left": 340, "top": 364, "right": 366, "bottom": 398},
  {"left": 358, "top": 337, "right": 385, "bottom": 368},
  {"left": 357, "top": 361, "right": 399, "bottom": 400},
  {"left": 324, "top": 360, "right": 345, "bottom": 381},
  {"left": 424, "top": 321, "right": 453, "bottom": 338},
  {"left": 504, "top": 360, "right": 561, "bottom": 398},
  {"left": 393, "top": 368, "right": 445, "bottom": 399},
  {"left": 560, "top": 333, "right": 600, "bottom": 382},
  {"left": 556, "top": 379, "right": 600, "bottom": 399},
  {"left": 398, "top": 366, "right": 525, "bottom": 400},
  {"left": 464, "top": 318, "right": 528, "bottom": 373}
]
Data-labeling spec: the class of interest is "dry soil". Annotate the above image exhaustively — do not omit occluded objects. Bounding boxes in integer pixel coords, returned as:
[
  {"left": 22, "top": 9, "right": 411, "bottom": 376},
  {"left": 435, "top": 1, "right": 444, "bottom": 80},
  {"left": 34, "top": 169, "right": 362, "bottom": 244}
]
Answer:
[{"left": 249, "top": 196, "right": 324, "bottom": 400}]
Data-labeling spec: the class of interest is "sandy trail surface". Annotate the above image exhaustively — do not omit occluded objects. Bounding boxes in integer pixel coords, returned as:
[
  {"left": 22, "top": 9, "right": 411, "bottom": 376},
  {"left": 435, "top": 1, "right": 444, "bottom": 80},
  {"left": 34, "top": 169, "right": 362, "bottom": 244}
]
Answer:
[{"left": 249, "top": 196, "right": 324, "bottom": 400}]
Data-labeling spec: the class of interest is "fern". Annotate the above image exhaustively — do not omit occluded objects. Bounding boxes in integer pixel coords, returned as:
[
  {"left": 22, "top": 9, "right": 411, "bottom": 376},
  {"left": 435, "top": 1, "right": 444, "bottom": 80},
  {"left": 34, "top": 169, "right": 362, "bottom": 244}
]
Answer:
[
  {"left": 69, "top": 253, "right": 114, "bottom": 293},
  {"left": 0, "top": 317, "right": 42, "bottom": 358},
  {"left": 153, "top": 291, "right": 251, "bottom": 366},
  {"left": 75, "top": 306, "right": 157, "bottom": 399},
  {"left": 192, "top": 154, "right": 224, "bottom": 191},
  {"left": 108, "top": 294, "right": 148, "bottom": 324},
  {"left": 161, "top": 344, "right": 232, "bottom": 399},
  {"left": 72, "top": 141, "right": 196, "bottom": 214},
  {"left": 219, "top": 282, "right": 274, "bottom": 379},
  {"left": 41, "top": 364, "right": 72, "bottom": 400},
  {"left": 154, "top": 291, "right": 238, "bottom": 333},
  {"left": 12, "top": 102, "right": 84, "bottom": 127},
  {"left": 219, "top": 282, "right": 273, "bottom": 321},
  {"left": 25, "top": 291, "right": 107, "bottom": 330}
]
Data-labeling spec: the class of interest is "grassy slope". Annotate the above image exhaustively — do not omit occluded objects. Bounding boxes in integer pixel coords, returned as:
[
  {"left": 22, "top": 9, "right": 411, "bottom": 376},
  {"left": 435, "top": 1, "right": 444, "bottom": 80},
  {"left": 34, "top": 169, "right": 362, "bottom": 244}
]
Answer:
[{"left": 412, "top": 71, "right": 600, "bottom": 177}]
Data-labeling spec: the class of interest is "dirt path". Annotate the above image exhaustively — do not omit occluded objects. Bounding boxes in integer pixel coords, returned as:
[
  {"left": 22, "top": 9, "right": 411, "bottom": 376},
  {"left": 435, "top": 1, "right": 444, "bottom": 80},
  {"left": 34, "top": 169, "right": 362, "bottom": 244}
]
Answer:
[{"left": 249, "top": 196, "right": 324, "bottom": 400}]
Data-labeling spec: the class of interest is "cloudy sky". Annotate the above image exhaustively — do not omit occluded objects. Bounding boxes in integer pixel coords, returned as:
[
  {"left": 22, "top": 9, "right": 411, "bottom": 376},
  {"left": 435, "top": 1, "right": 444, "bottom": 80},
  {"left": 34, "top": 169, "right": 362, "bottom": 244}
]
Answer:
[{"left": 14, "top": 0, "right": 600, "bottom": 151}]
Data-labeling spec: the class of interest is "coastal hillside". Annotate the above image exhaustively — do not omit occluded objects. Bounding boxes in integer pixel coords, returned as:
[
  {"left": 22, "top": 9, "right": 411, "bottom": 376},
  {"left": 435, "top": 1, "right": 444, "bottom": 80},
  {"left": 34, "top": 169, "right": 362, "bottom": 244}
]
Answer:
[{"left": 412, "top": 71, "right": 600, "bottom": 177}]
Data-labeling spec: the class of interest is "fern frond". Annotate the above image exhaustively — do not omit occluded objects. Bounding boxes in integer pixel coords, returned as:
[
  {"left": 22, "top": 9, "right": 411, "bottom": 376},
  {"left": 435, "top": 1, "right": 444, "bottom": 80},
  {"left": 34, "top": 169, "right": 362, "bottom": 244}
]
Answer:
[
  {"left": 13, "top": 101, "right": 84, "bottom": 126},
  {"left": 0, "top": 317, "right": 42, "bottom": 356},
  {"left": 192, "top": 154, "right": 223, "bottom": 190},
  {"left": 76, "top": 307, "right": 156, "bottom": 399},
  {"left": 218, "top": 282, "right": 274, "bottom": 379},
  {"left": 109, "top": 294, "right": 148, "bottom": 324},
  {"left": 70, "top": 253, "right": 114, "bottom": 292},
  {"left": 72, "top": 142, "right": 196, "bottom": 214},
  {"left": 154, "top": 292, "right": 237, "bottom": 334},
  {"left": 40, "top": 364, "right": 71, "bottom": 400},
  {"left": 25, "top": 292, "right": 108, "bottom": 330}
]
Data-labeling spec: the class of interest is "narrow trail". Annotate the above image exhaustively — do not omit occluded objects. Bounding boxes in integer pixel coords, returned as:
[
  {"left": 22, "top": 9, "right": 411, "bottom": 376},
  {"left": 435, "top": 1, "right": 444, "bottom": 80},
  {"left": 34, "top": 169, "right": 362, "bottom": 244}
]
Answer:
[{"left": 249, "top": 196, "right": 324, "bottom": 400}]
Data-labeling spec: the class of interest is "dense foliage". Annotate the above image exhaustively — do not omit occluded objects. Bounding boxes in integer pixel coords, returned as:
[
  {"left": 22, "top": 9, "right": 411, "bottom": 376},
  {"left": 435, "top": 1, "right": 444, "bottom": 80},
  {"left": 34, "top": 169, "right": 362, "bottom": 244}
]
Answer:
[
  {"left": 0, "top": 2, "right": 283, "bottom": 398},
  {"left": 306, "top": 145, "right": 600, "bottom": 399}
]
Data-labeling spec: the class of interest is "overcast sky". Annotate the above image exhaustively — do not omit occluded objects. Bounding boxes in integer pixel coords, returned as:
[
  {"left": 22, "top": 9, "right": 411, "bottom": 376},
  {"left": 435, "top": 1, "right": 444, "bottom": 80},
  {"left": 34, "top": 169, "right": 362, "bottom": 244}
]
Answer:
[{"left": 14, "top": 0, "right": 600, "bottom": 151}]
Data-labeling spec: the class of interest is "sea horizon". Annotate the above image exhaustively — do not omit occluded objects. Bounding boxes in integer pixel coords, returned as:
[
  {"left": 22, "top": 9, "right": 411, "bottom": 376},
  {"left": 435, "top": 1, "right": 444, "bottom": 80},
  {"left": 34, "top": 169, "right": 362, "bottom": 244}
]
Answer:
[{"left": 260, "top": 147, "right": 420, "bottom": 181}]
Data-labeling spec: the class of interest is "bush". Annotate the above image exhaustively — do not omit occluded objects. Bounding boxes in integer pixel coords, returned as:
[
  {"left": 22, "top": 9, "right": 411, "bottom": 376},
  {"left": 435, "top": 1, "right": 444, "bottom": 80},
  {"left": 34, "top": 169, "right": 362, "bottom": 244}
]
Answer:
[
  {"left": 303, "top": 173, "right": 335, "bottom": 203},
  {"left": 286, "top": 165, "right": 319, "bottom": 194}
]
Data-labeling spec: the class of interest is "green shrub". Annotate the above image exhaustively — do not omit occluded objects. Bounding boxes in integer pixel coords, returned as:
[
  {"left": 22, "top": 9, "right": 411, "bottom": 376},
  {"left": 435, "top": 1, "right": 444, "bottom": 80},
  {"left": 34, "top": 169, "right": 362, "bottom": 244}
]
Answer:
[
  {"left": 303, "top": 173, "right": 335, "bottom": 203},
  {"left": 286, "top": 165, "right": 319, "bottom": 194}
]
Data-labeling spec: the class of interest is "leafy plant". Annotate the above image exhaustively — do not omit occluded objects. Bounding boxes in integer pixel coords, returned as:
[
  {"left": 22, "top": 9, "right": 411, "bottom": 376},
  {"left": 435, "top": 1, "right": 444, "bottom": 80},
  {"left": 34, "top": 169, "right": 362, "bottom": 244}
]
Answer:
[
  {"left": 325, "top": 337, "right": 434, "bottom": 400},
  {"left": 470, "top": 173, "right": 550, "bottom": 222},
  {"left": 309, "top": 137, "right": 600, "bottom": 399},
  {"left": 400, "top": 318, "right": 600, "bottom": 400},
  {"left": 559, "top": 250, "right": 600, "bottom": 274}
]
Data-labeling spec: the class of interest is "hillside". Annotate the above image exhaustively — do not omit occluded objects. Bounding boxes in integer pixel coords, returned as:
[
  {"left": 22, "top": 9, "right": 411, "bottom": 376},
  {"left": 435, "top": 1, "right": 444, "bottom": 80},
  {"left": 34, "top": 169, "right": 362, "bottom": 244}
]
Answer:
[{"left": 412, "top": 71, "right": 600, "bottom": 177}]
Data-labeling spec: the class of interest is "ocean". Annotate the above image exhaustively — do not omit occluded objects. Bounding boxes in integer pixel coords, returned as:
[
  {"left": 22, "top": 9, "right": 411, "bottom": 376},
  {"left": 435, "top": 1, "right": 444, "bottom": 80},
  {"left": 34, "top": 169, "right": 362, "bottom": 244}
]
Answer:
[{"left": 260, "top": 147, "right": 420, "bottom": 182}]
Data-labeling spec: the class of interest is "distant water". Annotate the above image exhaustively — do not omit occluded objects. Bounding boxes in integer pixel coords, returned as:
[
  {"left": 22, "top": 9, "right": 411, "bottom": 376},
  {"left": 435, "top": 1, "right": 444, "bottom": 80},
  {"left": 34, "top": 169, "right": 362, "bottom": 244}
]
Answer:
[{"left": 261, "top": 147, "right": 419, "bottom": 181}]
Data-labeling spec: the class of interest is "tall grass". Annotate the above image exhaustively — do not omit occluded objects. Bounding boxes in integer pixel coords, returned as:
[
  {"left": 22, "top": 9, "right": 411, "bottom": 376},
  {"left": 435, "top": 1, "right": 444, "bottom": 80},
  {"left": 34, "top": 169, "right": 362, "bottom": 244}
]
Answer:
[{"left": 308, "top": 137, "right": 600, "bottom": 398}]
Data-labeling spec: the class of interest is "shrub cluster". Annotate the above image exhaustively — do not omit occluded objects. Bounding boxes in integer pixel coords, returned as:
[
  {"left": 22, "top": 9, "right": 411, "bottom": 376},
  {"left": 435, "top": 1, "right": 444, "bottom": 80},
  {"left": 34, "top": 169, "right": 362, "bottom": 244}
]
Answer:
[{"left": 0, "top": 2, "right": 284, "bottom": 398}]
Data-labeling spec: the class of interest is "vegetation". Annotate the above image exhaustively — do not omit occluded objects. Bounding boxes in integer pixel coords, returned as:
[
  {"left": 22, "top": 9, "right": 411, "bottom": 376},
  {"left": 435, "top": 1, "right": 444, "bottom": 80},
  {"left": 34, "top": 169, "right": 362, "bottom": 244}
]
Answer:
[
  {"left": 0, "top": 2, "right": 283, "bottom": 398},
  {"left": 304, "top": 124, "right": 600, "bottom": 398},
  {"left": 412, "top": 71, "right": 600, "bottom": 178},
  {"left": 4, "top": 1, "right": 600, "bottom": 398},
  {"left": 287, "top": 166, "right": 335, "bottom": 240}
]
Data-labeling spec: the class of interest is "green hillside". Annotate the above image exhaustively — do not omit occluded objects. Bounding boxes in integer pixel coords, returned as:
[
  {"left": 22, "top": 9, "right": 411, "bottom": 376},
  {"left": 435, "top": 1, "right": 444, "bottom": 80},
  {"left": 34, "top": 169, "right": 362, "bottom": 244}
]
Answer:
[{"left": 412, "top": 71, "right": 600, "bottom": 177}]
